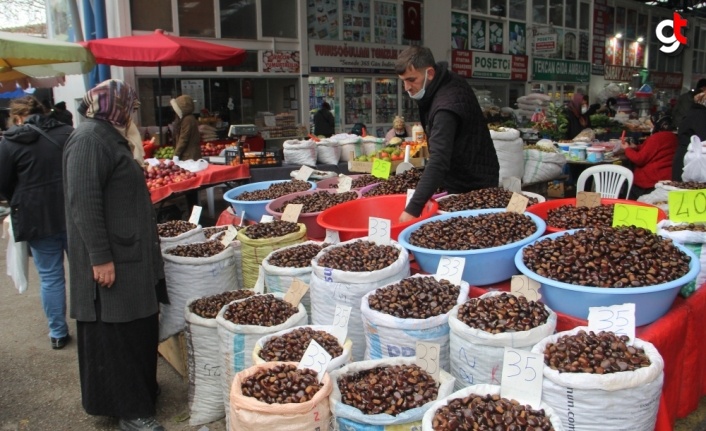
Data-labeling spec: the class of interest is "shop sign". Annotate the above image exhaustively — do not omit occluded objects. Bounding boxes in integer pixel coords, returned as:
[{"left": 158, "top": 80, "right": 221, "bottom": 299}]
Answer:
[
  {"left": 309, "top": 40, "right": 404, "bottom": 74},
  {"left": 262, "top": 50, "right": 300, "bottom": 73},
  {"left": 472, "top": 52, "right": 512, "bottom": 79},
  {"left": 533, "top": 34, "right": 558, "bottom": 55},
  {"left": 650, "top": 71, "right": 683, "bottom": 89},
  {"left": 604, "top": 64, "right": 640, "bottom": 82},
  {"left": 592, "top": 0, "right": 608, "bottom": 75},
  {"left": 532, "top": 59, "right": 590, "bottom": 82},
  {"left": 451, "top": 50, "right": 472, "bottom": 77},
  {"left": 451, "top": 50, "right": 528, "bottom": 81}
]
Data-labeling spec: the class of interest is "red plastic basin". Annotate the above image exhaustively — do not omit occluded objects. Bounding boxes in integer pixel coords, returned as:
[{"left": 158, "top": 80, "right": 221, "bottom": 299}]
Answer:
[
  {"left": 526, "top": 198, "right": 667, "bottom": 234},
  {"left": 316, "top": 194, "right": 439, "bottom": 242}
]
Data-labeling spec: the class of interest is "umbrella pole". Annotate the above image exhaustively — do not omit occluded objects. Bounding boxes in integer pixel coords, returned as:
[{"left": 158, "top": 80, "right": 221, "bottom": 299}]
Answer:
[{"left": 158, "top": 63, "right": 163, "bottom": 146}]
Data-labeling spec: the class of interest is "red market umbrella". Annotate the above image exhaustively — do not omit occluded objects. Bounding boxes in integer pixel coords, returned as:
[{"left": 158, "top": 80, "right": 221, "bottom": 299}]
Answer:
[{"left": 81, "top": 29, "right": 246, "bottom": 137}]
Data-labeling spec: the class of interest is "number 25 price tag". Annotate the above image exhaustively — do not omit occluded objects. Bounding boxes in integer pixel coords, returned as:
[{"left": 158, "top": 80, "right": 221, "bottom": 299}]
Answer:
[
  {"left": 331, "top": 304, "right": 352, "bottom": 344},
  {"left": 435, "top": 256, "right": 465, "bottom": 286},
  {"left": 416, "top": 341, "right": 441, "bottom": 381},
  {"left": 298, "top": 339, "right": 332, "bottom": 382},
  {"left": 369, "top": 217, "right": 391, "bottom": 245},
  {"left": 588, "top": 303, "right": 636, "bottom": 343},
  {"left": 510, "top": 275, "right": 542, "bottom": 302},
  {"left": 501, "top": 347, "right": 543, "bottom": 409}
]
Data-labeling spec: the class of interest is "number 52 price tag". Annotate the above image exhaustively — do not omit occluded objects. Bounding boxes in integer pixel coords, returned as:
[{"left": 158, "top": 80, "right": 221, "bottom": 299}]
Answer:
[
  {"left": 298, "top": 339, "right": 332, "bottom": 382},
  {"left": 501, "top": 347, "right": 543, "bottom": 409}
]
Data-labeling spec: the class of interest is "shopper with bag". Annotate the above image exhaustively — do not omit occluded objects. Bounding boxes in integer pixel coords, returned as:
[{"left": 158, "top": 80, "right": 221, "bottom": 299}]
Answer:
[
  {"left": 0, "top": 95, "right": 73, "bottom": 349},
  {"left": 673, "top": 92, "right": 706, "bottom": 181}
]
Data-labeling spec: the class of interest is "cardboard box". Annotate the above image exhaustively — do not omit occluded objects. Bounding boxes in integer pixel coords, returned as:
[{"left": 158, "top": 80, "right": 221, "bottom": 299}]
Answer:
[{"left": 347, "top": 146, "right": 429, "bottom": 174}]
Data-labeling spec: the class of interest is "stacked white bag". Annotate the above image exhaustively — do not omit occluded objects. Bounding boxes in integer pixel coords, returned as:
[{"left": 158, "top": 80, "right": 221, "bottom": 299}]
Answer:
[
  {"left": 523, "top": 145, "right": 567, "bottom": 184},
  {"left": 657, "top": 219, "right": 706, "bottom": 297},
  {"left": 283, "top": 139, "right": 317, "bottom": 166},
  {"left": 315, "top": 138, "right": 342, "bottom": 164},
  {"left": 517, "top": 93, "right": 552, "bottom": 120},
  {"left": 490, "top": 127, "right": 524, "bottom": 182},
  {"left": 332, "top": 134, "right": 362, "bottom": 161}
]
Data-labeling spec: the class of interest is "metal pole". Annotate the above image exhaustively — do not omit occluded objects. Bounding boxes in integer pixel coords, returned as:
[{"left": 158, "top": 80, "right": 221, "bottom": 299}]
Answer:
[{"left": 158, "top": 63, "right": 163, "bottom": 145}]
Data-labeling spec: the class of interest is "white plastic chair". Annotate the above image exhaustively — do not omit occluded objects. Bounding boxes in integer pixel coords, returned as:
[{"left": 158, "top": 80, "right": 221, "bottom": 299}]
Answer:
[{"left": 576, "top": 164, "right": 633, "bottom": 199}]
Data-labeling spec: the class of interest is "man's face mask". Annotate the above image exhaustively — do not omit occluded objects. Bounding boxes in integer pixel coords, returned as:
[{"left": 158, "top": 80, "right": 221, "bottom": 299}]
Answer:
[{"left": 408, "top": 68, "right": 431, "bottom": 101}]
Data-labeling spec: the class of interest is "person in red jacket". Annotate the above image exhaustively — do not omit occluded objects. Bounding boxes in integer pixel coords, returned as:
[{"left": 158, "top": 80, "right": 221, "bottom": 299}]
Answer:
[{"left": 621, "top": 112, "right": 678, "bottom": 199}]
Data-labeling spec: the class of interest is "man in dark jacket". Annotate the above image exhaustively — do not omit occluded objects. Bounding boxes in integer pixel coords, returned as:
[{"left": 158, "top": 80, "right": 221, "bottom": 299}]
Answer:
[
  {"left": 313, "top": 101, "right": 335, "bottom": 137},
  {"left": 50, "top": 101, "right": 74, "bottom": 126},
  {"left": 395, "top": 46, "right": 499, "bottom": 222},
  {"left": 673, "top": 79, "right": 706, "bottom": 132}
]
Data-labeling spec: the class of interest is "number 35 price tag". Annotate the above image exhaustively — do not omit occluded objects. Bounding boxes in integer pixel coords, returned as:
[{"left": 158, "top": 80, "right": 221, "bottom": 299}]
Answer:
[
  {"left": 435, "top": 256, "right": 465, "bottom": 286},
  {"left": 588, "top": 303, "right": 636, "bottom": 343},
  {"left": 416, "top": 341, "right": 441, "bottom": 381},
  {"left": 501, "top": 347, "right": 543, "bottom": 409},
  {"left": 612, "top": 203, "right": 658, "bottom": 232},
  {"left": 369, "top": 217, "right": 391, "bottom": 245},
  {"left": 298, "top": 339, "right": 332, "bottom": 382}
]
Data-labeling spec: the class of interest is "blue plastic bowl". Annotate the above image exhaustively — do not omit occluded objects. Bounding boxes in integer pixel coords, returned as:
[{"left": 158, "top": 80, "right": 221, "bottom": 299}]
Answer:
[
  {"left": 514, "top": 229, "right": 700, "bottom": 326},
  {"left": 398, "top": 209, "right": 546, "bottom": 286},
  {"left": 223, "top": 180, "right": 316, "bottom": 222}
]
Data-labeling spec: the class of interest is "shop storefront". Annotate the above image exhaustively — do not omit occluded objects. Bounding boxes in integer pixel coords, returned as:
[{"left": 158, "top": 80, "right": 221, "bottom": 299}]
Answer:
[{"left": 531, "top": 58, "right": 591, "bottom": 105}]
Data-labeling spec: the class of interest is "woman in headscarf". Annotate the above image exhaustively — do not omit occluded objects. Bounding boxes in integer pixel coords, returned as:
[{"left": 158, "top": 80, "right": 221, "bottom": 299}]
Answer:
[
  {"left": 63, "top": 79, "right": 167, "bottom": 431},
  {"left": 621, "top": 112, "right": 678, "bottom": 199},
  {"left": 564, "top": 93, "right": 593, "bottom": 140}
]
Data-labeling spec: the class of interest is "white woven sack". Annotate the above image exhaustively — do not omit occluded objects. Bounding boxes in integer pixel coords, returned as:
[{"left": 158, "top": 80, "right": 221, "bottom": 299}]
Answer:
[
  {"left": 336, "top": 136, "right": 361, "bottom": 162},
  {"left": 421, "top": 384, "right": 565, "bottom": 431},
  {"left": 523, "top": 149, "right": 566, "bottom": 184},
  {"left": 216, "top": 293, "right": 308, "bottom": 425},
  {"left": 360, "top": 274, "right": 470, "bottom": 372},
  {"left": 252, "top": 324, "right": 353, "bottom": 371},
  {"left": 211, "top": 231, "right": 244, "bottom": 295},
  {"left": 530, "top": 326, "right": 664, "bottom": 431},
  {"left": 489, "top": 128, "right": 521, "bottom": 141},
  {"left": 309, "top": 238, "right": 410, "bottom": 361},
  {"left": 184, "top": 297, "right": 226, "bottom": 426},
  {"left": 329, "top": 357, "right": 456, "bottom": 430},
  {"left": 159, "top": 226, "right": 206, "bottom": 252},
  {"left": 316, "top": 139, "right": 342, "bottom": 164},
  {"left": 449, "top": 291, "right": 557, "bottom": 390},
  {"left": 657, "top": 219, "right": 706, "bottom": 297},
  {"left": 283, "top": 139, "right": 317, "bottom": 166},
  {"left": 160, "top": 245, "right": 237, "bottom": 341},
  {"left": 493, "top": 137, "right": 525, "bottom": 182}
]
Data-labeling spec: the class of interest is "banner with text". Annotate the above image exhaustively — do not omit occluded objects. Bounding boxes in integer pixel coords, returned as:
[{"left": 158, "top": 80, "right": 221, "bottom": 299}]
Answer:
[
  {"left": 451, "top": 50, "right": 527, "bottom": 81},
  {"left": 592, "top": 0, "right": 608, "bottom": 75},
  {"left": 533, "top": 33, "right": 558, "bottom": 55},
  {"left": 309, "top": 40, "right": 404, "bottom": 74},
  {"left": 650, "top": 71, "right": 683, "bottom": 89},
  {"left": 262, "top": 50, "right": 300, "bottom": 73},
  {"left": 532, "top": 58, "right": 590, "bottom": 82}
]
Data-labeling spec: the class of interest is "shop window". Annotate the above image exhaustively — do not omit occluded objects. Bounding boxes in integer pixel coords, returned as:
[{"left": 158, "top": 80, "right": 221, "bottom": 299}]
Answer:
[
  {"left": 605, "top": 7, "right": 614, "bottom": 35},
  {"left": 532, "top": 0, "right": 547, "bottom": 24},
  {"left": 564, "top": 0, "right": 576, "bottom": 29},
  {"left": 626, "top": 10, "right": 637, "bottom": 40},
  {"left": 178, "top": 0, "right": 215, "bottom": 37},
  {"left": 130, "top": 0, "right": 172, "bottom": 32},
  {"left": 637, "top": 14, "right": 648, "bottom": 41},
  {"left": 452, "top": 12, "right": 470, "bottom": 49},
  {"left": 509, "top": 22, "right": 527, "bottom": 55},
  {"left": 471, "top": 0, "right": 488, "bottom": 14},
  {"left": 375, "top": 1, "right": 398, "bottom": 44},
  {"left": 648, "top": 43, "right": 657, "bottom": 70},
  {"left": 220, "top": 0, "right": 256, "bottom": 39},
  {"left": 615, "top": 7, "right": 625, "bottom": 38},
  {"left": 578, "top": 32, "right": 589, "bottom": 61},
  {"left": 489, "top": 0, "right": 506, "bottom": 17},
  {"left": 452, "top": 0, "right": 470, "bottom": 10},
  {"left": 262, "top": 0, "right": 297, "bottom": 39},
  {"left": 489, "top": 21, "right": 504, "bottom": 53},
  {"left": 549, "top": 0, "right": 563, "bottom": 27},
  {"left": 470, "top": 18, "right": 487, "bottom": 50},
  {"left": 222, "top": 50, "right": 259, "bottom": 72},
  {"left": 564, "top": 32, "right": 577, "bottom": 60},
  {"left": 579, "top": 2, "right": 589, "bottom": 31},
  {"left": 509, "top": 0, "right": 525, "bottom": 21},
  {"left": 343, "top": 0, "right": 371, "bottom": 42}
]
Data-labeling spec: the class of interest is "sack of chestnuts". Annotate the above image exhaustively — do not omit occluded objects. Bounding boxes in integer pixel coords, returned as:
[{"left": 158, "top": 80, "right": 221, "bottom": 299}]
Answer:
[
  {"left": 209, "top": 228, "right": 245, "bottom": 293},
  {"left": 309, "top": 239, "right": 411, "bottom": 362},
  {"left": 420, "top": 383, "right": 565, "bottom": 431},
  {"left": 158, "top": 219, "right": 206, "bottom": 252},
  {"left": 159, "top": 240, "right": 238, "bottom": 342},
  {"left": 252, "top": 325, "right": 352, "bottom": 372},
  {"left": 656, "top": 219, "right": 706, "bottom": 298},
  {"left": 360, "top": 275, "right": 470, "bottom": 373},
  {"left": 237, "top": 220, "right": 307, "bottom": 289},
  {"left": 530, "top": 326, "right": 664, "bottom": 431},
  {"left": 216, "top": 293, "right": 309, "bottom": 422},
  {"left": 329, "top": 357, "right": 456, "bottom": 429},
  {"left": 229, "top": 361, "right": 333, "bottom": 431},
  {"left": 448, "top": 291, "right": 557, "bottom": 390}
]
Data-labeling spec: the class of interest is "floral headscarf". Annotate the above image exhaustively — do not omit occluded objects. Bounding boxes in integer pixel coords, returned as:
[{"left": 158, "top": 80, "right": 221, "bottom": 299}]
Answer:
[
  {"left": 78, "top": 79, "right": 140, "bottom": 128},
  {"left": 569, "top": 93, "right": 588, "bottom": 127}
]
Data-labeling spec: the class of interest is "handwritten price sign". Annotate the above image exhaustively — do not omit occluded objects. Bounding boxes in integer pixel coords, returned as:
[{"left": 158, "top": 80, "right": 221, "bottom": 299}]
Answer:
[
  {"left": 506, "top": 193, "right": 529, "bottom": 214},
  {"left": 510, "top": 275, "right": 542, "bottom": 302},
  {"left": 588, "top": 303, "right": 636, "bottom": 343},
  {"left": 298, "top": 339, "right": 332, "bottom": 382},
  {"left": 295, "top": 165, "right": 314, "bottom": 181},
  {"left": 260, "top": 214, "right": 274, "bottom": 223},
  {"left": 612, "top": 203, "right": 658, "bottom": 232},
  {"left": 501, "top": 347, "right": 543, "bottom": 408},
  {"left": 435, "top": 256, "right": 465, "bottom": 286},
  {"left": 668, "top": 190, "right": 706, "bottom": 223},
  {"left": 371, "top": 159, "right": 392, "bottom": 179},
  {"left": 283, "top": 278, "right": 309, "bottom": 307},
  {"left": 281, "top": 203, "right": 303, "bottom": 223},
  {"left": 331, "top": 304, "right": 352, "bottom": 344},
  {"left": 188, "top": 205, "right": 203, "bottom": 225},
  {"left": 416, "top": 342, "right": 441, "bottom": 381},
  {"left": 338, "top": 176, "right": 353, "bottom": 193},
  {"left": 368, "top": 217, "right": 391, "bottom": 245},
  {"left": 576, "top": 191, "right": 601, "bottom": 208},
  {"left": 324, "top": 229, "right": 340, "bottom": 244}
]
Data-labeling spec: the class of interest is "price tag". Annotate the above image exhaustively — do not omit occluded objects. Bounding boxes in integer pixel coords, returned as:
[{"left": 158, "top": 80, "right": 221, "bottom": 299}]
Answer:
[
  {"left": 260, "top": 214, "right": 274, "bottom": 223},
  {"left": 668, "top": 190, "right": 706, "bottom": 222},
  {"left": 283, "top": 278, "right": 309, "bottom": 307},
  {"left": 371, "top": 158, "right": 391, "bottom": 179},
  {"left": 588, "top": 303, "right": 636, "bottom": 342},
  {"left": 281, "top": 203, "right": 303, "bottom": 223},
  {"left": 188, "top": 205, "right": 203, "bottom": 225},
  {"left": 368, "top": 217, "right": 391, "bottom": 245},
  {"left": 502, "top": 176, "right": 522, "bottom": 193},
  {"left": 324, "top": 229, "right": 340, "bottom": 244},
  {"left": 295, "top": 165, "right": 314, "bottom": 181},
  {"left": 338, "top": 175, "right": 353, "bottom": 193},
  {"left": 406, "top": 189, "right": 415, "bottom": 207},
  {"left": 331, "top": 304, "right": 352, "bottom": 344},
  {"left": 612, "top": 203, "right": 658, "bottom": 232},
  {"left": 219, "top": 227, "right": 237, "bottom": 246},
  {"left": 435, "top": 256, "right": 465, "bottom": 286},
  {"left": 576, "top": 191, "right": 601, "bottom": 208},
  {"left": 510, "top": 275, "right": 542, "bottom": 302},
  {"left": 298, "top": 339, "right": 332, "bottom": 382},
  {"left": 501, "top": 347, "right": 544, "bottom": 408},
  {"left": 506, "top": 193, "right": 529, "bottom": 214},
  {"left": 415, "top": 341, "right": 441, "bottom": 381}
]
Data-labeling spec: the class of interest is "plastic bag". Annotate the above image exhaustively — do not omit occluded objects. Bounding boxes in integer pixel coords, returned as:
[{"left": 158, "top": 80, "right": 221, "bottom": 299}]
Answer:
[
  {"left": 177, "top": 158, "right": 209, "bottom": 173},
  {"left": 3, "top": 217, "right": 29, "bottom": 293},
  {"left": 682, "top": 135, "right": 706, "bottom": 182}
]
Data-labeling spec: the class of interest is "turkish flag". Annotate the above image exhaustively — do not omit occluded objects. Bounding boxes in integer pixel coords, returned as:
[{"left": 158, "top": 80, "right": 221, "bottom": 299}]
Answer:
[{"left": 403, "top": 1, "right": 422, "bottom": 41}]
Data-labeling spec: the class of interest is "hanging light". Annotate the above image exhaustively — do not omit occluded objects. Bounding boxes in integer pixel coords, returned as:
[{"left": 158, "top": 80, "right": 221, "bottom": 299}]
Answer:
[
  {"left": 615, "top": 33, "right": 623, "bottom": 39},
  {"left": 637, "top": 36, "right": 644, "bottom": 43}
]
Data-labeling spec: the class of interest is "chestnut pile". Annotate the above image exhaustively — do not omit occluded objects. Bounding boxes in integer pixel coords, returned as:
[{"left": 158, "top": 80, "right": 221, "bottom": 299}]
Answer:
[
  {"left": 222, "top": 294, "right": 298, "bottom": 326},
  {"left": 662, "top": 180, "right": 706, "bottom": 190},
  {"left": 202, "top": 226, "right": 230, "bottom": 237},
  {"left": 325, "top": 174, "right": 379, "bottom": 189},
  {"left": 268, "top": 243, "right": 330, "bottom": 268},
  {"left": 235, "top": 180, "right": 311, "bottom": 201},
  {"left": 367, "top": 277, "right": 460, "bottom": 319},
  {"left": 317, "top": 240, "right": 399, "bottom": 272},
  {"left": 544, "top": 330, "right": 651, "bottom": 374},
  {"left": 338, "top": 364, "right": 438, "bottom": 415},
  {"left": 164, "top": 240, "right": 225, "bottom": 257},
  {"left": 274, "top": 191, "right": 358, "bottom": 213},
  {"left": 438, "top": 187, "right": 539, "bottom": 212},
  {"left": 242, "top": 220, "right": 300, "bottom": 239},
  {"left": 189, "top": 290, "right": 255, "bottom": 319},
  {"left": 362, "top": 169, "right": 445, "bottom": 197},
  {"left": 457, "top": 293, "right": 549, "bottom": 334},
  {"left": 157, "top": 220, "right": 197, "bottom": 238},
  {"left": 522, "top": 226, "right": 691, "bottom": 287},
  {"left": 408, "top": 213, "right": 537, "bottom": 250},
  {"left": 546, "top": 204, "right": 615, "bottom": 229},
  {"left": 432, "top": 393, "right": 554, "bottom": 430},
  {"left": 259, "top": 327, "right": 343, "bottom": 362},
  {"left": 241, "top": 364, "right": 322, "bottom": 404},
  {"left": 663, "top": 223, "right": 706, "bottom": 232}
]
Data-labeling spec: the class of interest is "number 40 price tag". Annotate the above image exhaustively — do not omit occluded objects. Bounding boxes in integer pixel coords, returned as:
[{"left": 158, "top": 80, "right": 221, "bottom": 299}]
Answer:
[
  {"left": 501, "top": 347, "right": 544, "bottom": 409},
  {"left": 298, "top": 339, "right": 332, "bottom": 382}
]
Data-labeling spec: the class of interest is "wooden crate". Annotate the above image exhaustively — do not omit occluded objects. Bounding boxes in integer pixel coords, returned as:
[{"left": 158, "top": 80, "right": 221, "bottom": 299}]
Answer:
[
  {"left": 158, "top": 331, "right": 188, "bottom": 379},
  {"left": 347, "top": 146, "right": 429, "bottom": 174}
]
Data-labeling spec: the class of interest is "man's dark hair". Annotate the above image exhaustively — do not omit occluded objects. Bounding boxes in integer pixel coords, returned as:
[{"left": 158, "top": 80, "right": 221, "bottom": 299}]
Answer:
[
  {"left": 321, "top": 101, "right": 331, "bottom": 110},
  {"left": 697, "top": 79, "right": 706, "bottom": 91},
  {"left": 394, "top": 46, "right": 436, "bottom": 75}
]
